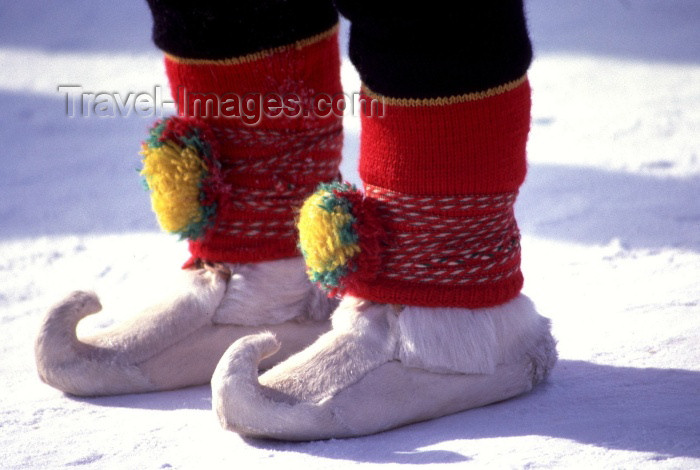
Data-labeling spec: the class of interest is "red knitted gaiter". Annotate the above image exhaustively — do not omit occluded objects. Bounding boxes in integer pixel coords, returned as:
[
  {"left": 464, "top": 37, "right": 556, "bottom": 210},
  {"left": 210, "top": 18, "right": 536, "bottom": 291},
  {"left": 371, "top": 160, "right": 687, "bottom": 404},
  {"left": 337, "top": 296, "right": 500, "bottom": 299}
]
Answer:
[
  {"left": 161, "top": 28, "right": 343, "bottom": 264},
  {"left": 348, "top": 77, "right": 531, "bottom": 308}
]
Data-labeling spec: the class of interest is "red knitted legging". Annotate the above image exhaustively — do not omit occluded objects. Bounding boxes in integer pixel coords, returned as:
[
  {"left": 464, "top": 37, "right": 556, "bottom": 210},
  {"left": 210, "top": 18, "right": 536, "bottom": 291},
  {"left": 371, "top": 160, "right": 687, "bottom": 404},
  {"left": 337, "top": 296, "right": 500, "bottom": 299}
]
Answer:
[
  {"left": 163, "top": 28, "right": 343, "bottom": 264},
  {"left": 346, "top": 78, "right": 531, "bottom": 308}
]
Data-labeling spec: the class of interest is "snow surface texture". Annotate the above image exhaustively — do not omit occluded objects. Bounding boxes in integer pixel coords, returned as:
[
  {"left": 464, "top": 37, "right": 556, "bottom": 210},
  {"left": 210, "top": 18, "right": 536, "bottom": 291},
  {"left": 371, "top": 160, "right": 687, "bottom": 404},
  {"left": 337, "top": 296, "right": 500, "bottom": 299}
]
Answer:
[{"left": 1, "top": 0, "right": 699, "bottom": 468}]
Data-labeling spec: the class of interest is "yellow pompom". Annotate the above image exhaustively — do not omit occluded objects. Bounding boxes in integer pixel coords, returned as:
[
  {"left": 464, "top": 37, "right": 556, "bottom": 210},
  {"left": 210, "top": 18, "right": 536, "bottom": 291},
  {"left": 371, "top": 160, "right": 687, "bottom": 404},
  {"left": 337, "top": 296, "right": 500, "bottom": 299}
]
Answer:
[
  {"left": 140, "top": 141, "right": 208, "bottom": 237},
  {"left": 298, "top": 183, "right": 362, "bottom": 292}
]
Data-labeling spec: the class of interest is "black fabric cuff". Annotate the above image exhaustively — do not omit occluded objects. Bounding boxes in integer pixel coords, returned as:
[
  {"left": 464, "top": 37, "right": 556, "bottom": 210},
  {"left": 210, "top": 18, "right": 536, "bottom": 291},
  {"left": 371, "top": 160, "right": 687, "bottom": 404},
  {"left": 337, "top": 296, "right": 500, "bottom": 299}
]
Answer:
[
  {"left": 147, "top": 0, "right": 338, "bottom": 59},
  {"left": 334, "top": 0, "right": 532, "bottom": 98}
]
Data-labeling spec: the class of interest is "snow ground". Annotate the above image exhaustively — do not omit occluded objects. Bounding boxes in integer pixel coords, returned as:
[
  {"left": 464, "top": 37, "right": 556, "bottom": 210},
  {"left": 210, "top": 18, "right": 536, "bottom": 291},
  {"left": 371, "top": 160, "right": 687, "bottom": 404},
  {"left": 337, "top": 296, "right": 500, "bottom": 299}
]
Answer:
[{"left": 1, "top": 0, "right": 699, "bottom": 468}]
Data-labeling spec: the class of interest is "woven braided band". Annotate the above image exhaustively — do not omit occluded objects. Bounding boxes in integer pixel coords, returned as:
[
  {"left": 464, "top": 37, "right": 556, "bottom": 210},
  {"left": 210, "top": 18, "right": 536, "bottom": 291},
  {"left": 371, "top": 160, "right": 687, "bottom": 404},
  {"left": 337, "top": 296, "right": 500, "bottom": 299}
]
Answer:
[
  {"left": 202, "top": 120, "right": 342, "bottom": 249},
  {"left": 141, "top": 116, "right": 342, "bottom": 263},
  {"left": 142, "top": 27, "right": 343, "bottom": 264},
  {"left": 298, "top": 183, "right": 522, "bottom": 308},
  {"left": 359, "top": 184, "right": 523, "bottom": 307}
]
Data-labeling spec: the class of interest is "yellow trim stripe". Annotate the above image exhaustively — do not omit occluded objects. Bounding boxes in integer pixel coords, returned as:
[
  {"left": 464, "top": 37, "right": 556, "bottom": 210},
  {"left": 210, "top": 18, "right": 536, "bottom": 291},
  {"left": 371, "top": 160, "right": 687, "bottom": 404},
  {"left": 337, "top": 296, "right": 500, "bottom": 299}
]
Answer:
[
  {"left": 165, "top": 24, "right": 339, "bottom": 66},
  {"left": 362, "top": 74, "right": 528, "bottom": 107}
]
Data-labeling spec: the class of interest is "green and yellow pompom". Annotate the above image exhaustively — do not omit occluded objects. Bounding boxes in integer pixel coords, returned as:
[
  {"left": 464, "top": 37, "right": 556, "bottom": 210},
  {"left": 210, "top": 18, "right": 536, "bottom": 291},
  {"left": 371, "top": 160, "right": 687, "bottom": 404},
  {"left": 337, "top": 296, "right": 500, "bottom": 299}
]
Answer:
[
  {"left": 140, "top": 117, "right": 222, "bottom": 240},
  {"left": 298, "top": 182, "right": 383, "bottom": 295}
]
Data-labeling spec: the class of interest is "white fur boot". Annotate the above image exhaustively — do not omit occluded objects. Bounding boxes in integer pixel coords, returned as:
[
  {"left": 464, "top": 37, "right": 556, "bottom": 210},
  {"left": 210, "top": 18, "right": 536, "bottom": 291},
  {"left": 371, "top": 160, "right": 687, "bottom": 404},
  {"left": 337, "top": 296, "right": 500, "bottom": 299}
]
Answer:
[
  {"left": 211, "top": 294, "right": 557, "bottom": 440},
  {"left": 35, "top": 257, "right": 336, "bottom": 396}
]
